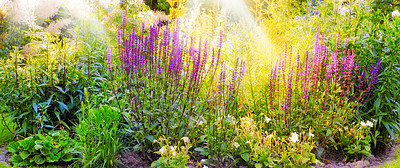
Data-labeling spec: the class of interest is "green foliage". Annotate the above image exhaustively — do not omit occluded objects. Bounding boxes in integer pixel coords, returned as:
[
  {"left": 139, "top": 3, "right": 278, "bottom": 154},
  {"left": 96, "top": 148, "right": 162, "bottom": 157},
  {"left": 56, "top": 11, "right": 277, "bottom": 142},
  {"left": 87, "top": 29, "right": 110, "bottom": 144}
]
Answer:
[
  {"left": 0, "top": 113, "right": 14, "bottom": 145},
  {"left": 0, "top": 23, "right": 31, "bottom": 59},
  {"left": 75, "top": 104, "right": 123, "bottom": 168},
  {"left": 0, "top": 35, "right": 87, "bottom": 136},
  {"left": 144, "top": 0, "right": 170, "bottom": 14},
  {"left": 351, "top": 5, "right": 400, "bottom": 150},
  {"left": 326, "top": 121, "right": 373, "bottom": 160},
  {"left": 234, "top": 119, "right": 316, "bottom": 167},
  {"left": 151, "top": 136, "right": 192, "bottom": 168},
  {"left": 7, "top": 130, "right": 79, "bottom": 167}
]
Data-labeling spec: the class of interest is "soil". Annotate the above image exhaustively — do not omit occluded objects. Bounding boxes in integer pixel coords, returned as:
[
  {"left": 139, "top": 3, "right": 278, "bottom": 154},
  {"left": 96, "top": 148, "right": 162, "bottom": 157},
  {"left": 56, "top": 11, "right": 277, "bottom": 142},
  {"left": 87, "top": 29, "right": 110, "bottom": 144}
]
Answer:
[{"left": 314, "top": 143, "right": 400, "bottom": 168}]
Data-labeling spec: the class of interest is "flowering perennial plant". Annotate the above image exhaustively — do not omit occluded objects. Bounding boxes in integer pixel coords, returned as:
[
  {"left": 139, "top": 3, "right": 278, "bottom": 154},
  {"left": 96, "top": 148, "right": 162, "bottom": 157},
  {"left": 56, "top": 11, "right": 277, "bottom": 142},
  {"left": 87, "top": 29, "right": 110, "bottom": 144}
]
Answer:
[
  {"left": 110, "top": 11, "right": 245, "bottom": 155},
  {"left": 262, "top": 30, "right": 380, "bottom": 158}
]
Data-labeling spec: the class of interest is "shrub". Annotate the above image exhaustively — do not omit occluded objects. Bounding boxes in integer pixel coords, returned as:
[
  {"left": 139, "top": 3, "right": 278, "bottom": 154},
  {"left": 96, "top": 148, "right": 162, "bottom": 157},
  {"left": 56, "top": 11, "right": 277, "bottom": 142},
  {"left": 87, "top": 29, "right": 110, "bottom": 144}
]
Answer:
[
  {"left": 7, "top": 130, "right": 79, "bottom": 167},
  {"left": 0, "top": 33, "right": 87, "bottom": 136}
]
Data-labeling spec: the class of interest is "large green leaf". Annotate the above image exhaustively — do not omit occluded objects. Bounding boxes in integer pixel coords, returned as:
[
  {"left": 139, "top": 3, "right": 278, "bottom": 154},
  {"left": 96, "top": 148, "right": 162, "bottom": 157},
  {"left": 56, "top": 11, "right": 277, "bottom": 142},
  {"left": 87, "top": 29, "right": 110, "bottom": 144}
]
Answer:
[
  {"left": 62, "top": 154, "right": 73, "bottom": 162},
  {"left": 8, "top": 141, "right": 19, "bottom": 153},
  {"left": 9, "top": 154, "right": 23, "bottom": 164},
  {"left": 20, "top": 151, "right": 30, "bottom": 160},
  {"left": 40, "top": 147, "right": 50, "bottom": 155},
  {"left": 46, "top": 153, "right": 59, "bottom": 163},
  {"left": 33, "top": 155, "right": 45, "bottom": 165}
]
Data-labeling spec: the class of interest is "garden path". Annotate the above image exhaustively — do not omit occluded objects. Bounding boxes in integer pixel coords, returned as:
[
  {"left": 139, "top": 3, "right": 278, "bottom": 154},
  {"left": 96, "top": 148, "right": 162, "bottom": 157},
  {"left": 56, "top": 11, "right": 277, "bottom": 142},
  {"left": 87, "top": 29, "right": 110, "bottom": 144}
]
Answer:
[{"left": 0, "top": 146, "right": 10, "bottom": 166}]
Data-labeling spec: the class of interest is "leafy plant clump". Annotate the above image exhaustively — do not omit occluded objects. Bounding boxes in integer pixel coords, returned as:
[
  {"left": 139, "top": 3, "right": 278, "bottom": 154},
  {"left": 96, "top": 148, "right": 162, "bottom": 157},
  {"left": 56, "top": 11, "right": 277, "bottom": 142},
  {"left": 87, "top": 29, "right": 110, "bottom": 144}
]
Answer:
[
  {"left": 75, "top": 104, "right": 123, "bottom": 168},
  {"left": 8, "top": 130, "right": 79, "bottom": 167}
]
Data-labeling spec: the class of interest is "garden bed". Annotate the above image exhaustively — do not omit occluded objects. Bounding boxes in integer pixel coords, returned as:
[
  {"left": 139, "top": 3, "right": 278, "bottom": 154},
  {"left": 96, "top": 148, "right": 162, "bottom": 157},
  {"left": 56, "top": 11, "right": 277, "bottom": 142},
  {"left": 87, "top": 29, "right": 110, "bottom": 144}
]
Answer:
[{"left": 1, "top": 0, "right": 400, "bottom": 167}]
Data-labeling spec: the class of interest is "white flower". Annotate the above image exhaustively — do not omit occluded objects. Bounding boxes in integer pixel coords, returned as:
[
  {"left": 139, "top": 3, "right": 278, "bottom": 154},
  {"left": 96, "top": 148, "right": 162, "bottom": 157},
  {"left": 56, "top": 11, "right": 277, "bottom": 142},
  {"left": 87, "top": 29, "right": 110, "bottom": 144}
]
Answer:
[
  {"left": 267, "top": 134, "right": 273, "bottom": 138},
  {"left": 360, "top": 121, "right": 367, "bottom": 127},
  {"left": 265, "top": 116, "right": 271, "bottom": 123},
  {"left": 392, "top": 10, "right": 400, "bottom": 17},
  {"left": 172, "top": 151, "right": 176, "bottom": 156},
  {"left": 170, "top": 146, "right": 175, "bottom": 152},
  {"left": 366, "top": 120, "right": 374, "bottom": 127},
  {"left": 289, "top": 132, "right": 299, "bottom": 143},
  {"left": 339, "top": 6, "right": 349, "bottom": 16},
  {"left": 181, "top": 137, "right": 189, "bottom": 143},
  {"left": 233, "top": 142, "right": 240, "bottom": 148},
  {"left": 153, "top": 139, "right": 157, "bottom": 143},
  {"left": 200, "top": 159, "right": 206, "bottom": 163},
  {"left": 198, "top": 120, "right": 204, "bottom": 126},
  {"left": 203, "top": 166, "right": 209, "bottom": 168},
  {"left": 159, "top": 146, "right": 167, "bottom": 155},
  {"left": 246, "top": 140, "right": 251, "bottom": 144},
  {"left": 309, "top": 132, "right": 314, "bottom": 137}
]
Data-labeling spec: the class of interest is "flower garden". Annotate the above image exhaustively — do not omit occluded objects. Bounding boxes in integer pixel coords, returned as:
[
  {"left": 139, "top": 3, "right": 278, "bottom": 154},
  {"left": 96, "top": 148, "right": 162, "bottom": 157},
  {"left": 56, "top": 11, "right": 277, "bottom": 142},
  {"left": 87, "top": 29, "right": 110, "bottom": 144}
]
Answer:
[{"left": 0, "top": 0, "right": 400, "bottom": 167}]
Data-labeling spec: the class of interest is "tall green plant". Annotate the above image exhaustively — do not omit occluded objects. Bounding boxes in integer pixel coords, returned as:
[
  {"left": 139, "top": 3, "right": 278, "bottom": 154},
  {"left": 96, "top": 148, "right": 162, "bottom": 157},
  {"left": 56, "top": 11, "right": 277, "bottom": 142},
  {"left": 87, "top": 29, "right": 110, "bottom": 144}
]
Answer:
[
  {"left": 352, "top": 13, "right": 400, "bottom": 150},
  {"left": 75, "top": 104, "right": 123, "bottom": 168}
]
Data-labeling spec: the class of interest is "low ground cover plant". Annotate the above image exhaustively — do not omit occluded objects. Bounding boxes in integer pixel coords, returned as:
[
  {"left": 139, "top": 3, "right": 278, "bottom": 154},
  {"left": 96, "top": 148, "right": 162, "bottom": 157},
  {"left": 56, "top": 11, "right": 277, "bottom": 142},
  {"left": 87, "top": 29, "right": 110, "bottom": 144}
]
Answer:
[{"left": 8, "top": 130, "right": 79, "bottom": 167}]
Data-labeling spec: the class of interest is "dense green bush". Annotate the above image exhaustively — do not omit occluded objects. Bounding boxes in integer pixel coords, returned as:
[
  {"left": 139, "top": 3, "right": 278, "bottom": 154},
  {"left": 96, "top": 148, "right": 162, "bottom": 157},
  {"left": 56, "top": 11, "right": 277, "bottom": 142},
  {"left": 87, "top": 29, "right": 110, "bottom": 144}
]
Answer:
[{"left": 0, "top": 34, "right": 88, "bottom": 136}]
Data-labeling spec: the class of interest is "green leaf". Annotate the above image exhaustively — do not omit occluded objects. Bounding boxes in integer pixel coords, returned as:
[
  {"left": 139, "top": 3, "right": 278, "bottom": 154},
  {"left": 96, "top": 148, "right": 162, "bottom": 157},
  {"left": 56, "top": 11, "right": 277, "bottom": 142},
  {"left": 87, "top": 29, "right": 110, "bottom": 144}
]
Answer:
[
  {"left": 145, "top": 135, "right": 154, "bottom": 143},
  {"left": 194, "top": 147, "right": 208, "bottom": 155},
  {"left": 58, "top": 101, "right": 69, "bottom": 113},
  {"left": 8, "top": 141, "right": 19, "bottom": 153},
  {"left": 20, "top": 151, "right": 30, "bottom": 160},
  {"left": 301, "top": 157, "right": 310, "bottom": 164},
  {"left": 10, "top": 154, "right": 23, "bottom": 164},
  {"left": 40, "top": 147, "right": 50, "bottom": 155},
  {"left": 33, "top": 155, "right": 45, "bottom": 165},
  {"left": 46, "top": 153, "right": 59, "bottom": 163},
  {"left": 255, "top": 163, "right": 263, "bottom": 168},
  {"left": 35, "top": 144, "right": 43, "bottom": 150},
  {"left": 241, "top": 153, "right": 250, "bottom": 162},
  {"left": 62, "top": 154, "right": 73, "bottom": 162},
  {"left": 374, "top": 96, "right": 381, "bottom": 112}
]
